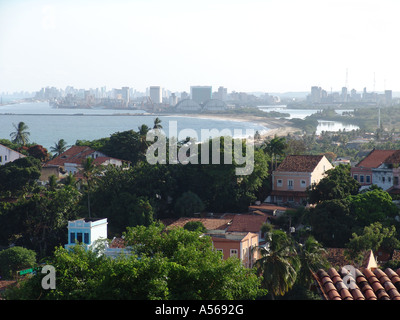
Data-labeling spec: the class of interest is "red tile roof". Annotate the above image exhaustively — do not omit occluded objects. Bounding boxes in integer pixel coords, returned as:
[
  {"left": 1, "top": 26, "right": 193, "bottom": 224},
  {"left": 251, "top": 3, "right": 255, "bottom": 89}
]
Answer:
[
  {"left": 355, "top": 149, "right": 397, "bottom": 168},
  {"left": 226, "top": 214, "right": 267, "bottom": 233},
  {"left": 314, "top": 267, "right": 400, "bottom": 300},
  {"left": 45, "top": 146, "right": 96, "bottom": 167},
  {"left": 163, "top": 217, "right": 232, "bottom": 231},
  {"left": 274, "top": 155, "right": 325, "bottom": 172}
]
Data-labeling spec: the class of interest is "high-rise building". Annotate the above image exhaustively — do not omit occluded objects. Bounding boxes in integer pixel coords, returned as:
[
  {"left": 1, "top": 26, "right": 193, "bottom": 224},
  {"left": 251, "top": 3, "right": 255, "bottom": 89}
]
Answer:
[
  {"left": 190, "top": 86, "right": 212, "bottom": 105},
  {"left": 217, "top": 86, "right": 227, "bottom": 101},
  {"left": 121, "top": 87, "right": 130, "bottom": 103},
  {"left": 149, "top": 86, "right": 162, "bottom": 104}
]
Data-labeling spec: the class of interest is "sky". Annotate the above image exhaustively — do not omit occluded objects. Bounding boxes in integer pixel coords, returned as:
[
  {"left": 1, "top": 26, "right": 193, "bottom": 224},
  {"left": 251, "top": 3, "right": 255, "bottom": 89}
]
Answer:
[{"left": 1, "top": 0, "right": 399, "bottom": 94}]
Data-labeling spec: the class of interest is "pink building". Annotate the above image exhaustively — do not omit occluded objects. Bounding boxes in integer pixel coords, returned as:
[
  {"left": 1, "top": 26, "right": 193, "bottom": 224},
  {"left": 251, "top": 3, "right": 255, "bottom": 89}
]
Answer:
[{"left": 269, "top": 155, "right": 333, "bottom": 205}]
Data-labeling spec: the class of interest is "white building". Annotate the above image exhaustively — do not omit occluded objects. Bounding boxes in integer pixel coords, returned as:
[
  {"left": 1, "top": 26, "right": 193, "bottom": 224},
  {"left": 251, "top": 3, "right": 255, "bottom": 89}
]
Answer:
[
  {"left": 65, "top": 218, "right": 129, "bottom": 258},
  {"left": 0, "top": 144, "right": 25, "bottom": 165}
]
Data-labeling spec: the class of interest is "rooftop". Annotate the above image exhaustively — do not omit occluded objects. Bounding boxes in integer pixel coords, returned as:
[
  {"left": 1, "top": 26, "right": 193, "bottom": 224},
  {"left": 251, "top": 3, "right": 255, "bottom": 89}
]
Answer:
[
  {"left": 314, "top": 266, "right": 400, "bottom": 300},
  {"left": 274, "top": 155, "right": 325, "bottom": 172},
  {"left": 355, "top": 149, "right": 397, "bottom": 168}
]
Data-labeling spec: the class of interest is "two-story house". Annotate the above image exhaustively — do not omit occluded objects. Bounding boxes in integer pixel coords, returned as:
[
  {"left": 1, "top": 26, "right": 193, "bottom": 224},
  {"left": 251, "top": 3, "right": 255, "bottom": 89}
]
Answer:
[
  {"left": 351, "top": 149, "right": 397, "bottom": 190},
  {"left": 0, "top": 144, "right": 25, "bottom": 165},
  {"left": 268, "top": 155, "right": 333, "bottom": 205},
  {"left": 42, "top": 145, "right": 127, "bottom": 181}
]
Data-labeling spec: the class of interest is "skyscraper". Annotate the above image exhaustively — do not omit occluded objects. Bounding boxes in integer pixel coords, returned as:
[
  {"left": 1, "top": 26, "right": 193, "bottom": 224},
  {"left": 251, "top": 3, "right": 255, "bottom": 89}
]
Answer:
[
  {"left": 149, "top": 86, "right": 162, "bottom": 104},
  {"left": 190, "top": 86, "right": 212, "bottom": 105}
]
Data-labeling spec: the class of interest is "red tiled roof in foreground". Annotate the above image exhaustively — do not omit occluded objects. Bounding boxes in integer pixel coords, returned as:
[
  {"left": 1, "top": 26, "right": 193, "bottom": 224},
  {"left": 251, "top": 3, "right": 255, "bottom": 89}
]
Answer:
[{"left": 314, "top": 267, "right": 400, "bottom": 300}]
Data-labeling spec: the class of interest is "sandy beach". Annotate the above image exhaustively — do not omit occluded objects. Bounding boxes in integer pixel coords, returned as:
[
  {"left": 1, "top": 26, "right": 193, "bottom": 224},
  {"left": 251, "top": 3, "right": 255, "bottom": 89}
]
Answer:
[{"left": 165, "top": 113, "right": 299, "bottom": 141}]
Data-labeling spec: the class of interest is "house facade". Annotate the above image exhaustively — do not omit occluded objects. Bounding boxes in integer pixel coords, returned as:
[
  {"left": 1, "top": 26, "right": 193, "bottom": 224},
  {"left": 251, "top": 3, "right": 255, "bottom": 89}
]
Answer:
[
  {"left": 42, "top": 145, "right": 126, "bottom": 180},
  {"left": 65, "top": 218, "right": 128, "bottom": 258},
  {"left": 207, "top": 231, "right": 259, "bottom": 268},
  {"left": 351, "top": 149, "right": 397, "bottom": 190},
  {"left": 0, "top": 144, "right": 25, "bottom": 165},
  {"left": 268, "top": 155, "right": 333, "bottom": 205}
]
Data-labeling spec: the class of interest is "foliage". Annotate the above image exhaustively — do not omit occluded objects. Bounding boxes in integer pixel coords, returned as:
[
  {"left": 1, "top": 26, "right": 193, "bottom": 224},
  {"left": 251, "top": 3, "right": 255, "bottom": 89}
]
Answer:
[
  {"left": 0, "top": 246, "right": 37, "bottom": 279},
  {"left": 347, "top": 188, "right": 399, "bottom": 227},
  {"left": 10, "top": 122, "right": 30, "bottom": 146},
  {"left": 307, "top": 164, "right": 360, "bottom": 204},
  {"left": 173, "top": 191, "right": 205, "bottom": 217},
  {"left": 183, "top": 221, "right": 207, "bottom": 233},
  {"left": 346, "top": 222, "right": 400, "bottom": 261},
  {"left": 26, "top": 144, "right": 50, "bottom": 162},
  {"left": 6, "top": 223, "right": 266, "bottom": 300},
  {"left": 253, "top": 229, "right": 300, "bottom": 299},
  {"left": 0, "top": 156, "right": 42, "bottom": 196},
  {"left": 0, "top": 186, "right": 82, "bottom": 258}
]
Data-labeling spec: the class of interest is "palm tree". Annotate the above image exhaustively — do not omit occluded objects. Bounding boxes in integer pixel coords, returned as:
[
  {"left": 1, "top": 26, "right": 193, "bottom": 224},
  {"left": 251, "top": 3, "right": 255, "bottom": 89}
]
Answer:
[
  {"left": 10, "top": 121, "right": 30, "bottom": 146},
  {"left": 297, "top": 236, "right": 329, "bottom": 289},
  {"left": 81, "top": 157, "right": 98, "bottom": 218},
  {"left": 50, "top": 139, "right": 69, "bottom": 158},
  {"left": 263, "top": 135, "right": 287, "bottom": 171},
  {"left": 153, "top": 117, "right": 163, "bottom": 130},
  {"left": 253, "top": 229, "right": 300, "bottom": 299},
  {"left": 137, "top": 124, "right": 150, "bottom": 158}
]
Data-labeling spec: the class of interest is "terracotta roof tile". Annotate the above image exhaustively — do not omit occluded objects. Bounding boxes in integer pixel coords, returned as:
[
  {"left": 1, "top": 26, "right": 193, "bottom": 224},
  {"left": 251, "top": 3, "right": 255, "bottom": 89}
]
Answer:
[
  {"left": 355, "top": 149, "right": 397, "bottom": 168},
  {"left": 274, "top": 155, "right": 326, "bottom": 172},
  {"left": 226, "top": 214, "right": 267, "bottom": 233},
  {"left": 314, "top": 266, "right": 400, "bottom": 300},
  {"left": 163, "top": 217, "right": 232, "bottom": 231}
]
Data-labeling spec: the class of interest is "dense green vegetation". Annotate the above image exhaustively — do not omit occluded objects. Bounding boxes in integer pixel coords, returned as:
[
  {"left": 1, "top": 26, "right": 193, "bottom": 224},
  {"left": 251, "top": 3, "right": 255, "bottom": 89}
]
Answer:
[{"left": 2, "top": 117, "right": 400, "bottom": 300}]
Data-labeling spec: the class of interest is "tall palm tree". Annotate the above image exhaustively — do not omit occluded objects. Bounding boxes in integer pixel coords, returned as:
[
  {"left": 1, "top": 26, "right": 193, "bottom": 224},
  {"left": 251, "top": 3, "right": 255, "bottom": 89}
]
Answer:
[
  {"left": 297, "top": 236, "right": 329, "bottom": 289},
  {"left": 153, "top": 117, "right": 163, "bottom": 130},
  {"left": 137, "top": 124, "right": 150, "bottom": 158},
  {"left": 263, "top": 135, "right": 287, "bottom": 171},
  {"left": 10, "top": 121, "right": 30, "bottom": 146},
  {"left": 81, "top": 157, "right": 98, "bottom": 218},
  {"left": 253, "top": 229, "right": 300, "bottom": 299},
  {"left": 50, "top": 139, "right": 69, "bottom": 158}
]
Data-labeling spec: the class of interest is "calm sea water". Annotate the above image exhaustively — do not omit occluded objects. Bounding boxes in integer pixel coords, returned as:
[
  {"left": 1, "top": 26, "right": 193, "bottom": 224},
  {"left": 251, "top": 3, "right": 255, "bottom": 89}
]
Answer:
[
  {"left": 258, "top": 105, "right": 359, "bottom": 134},
  {"left": 0, "top": 102, "right": 269, "bottom": 150}
]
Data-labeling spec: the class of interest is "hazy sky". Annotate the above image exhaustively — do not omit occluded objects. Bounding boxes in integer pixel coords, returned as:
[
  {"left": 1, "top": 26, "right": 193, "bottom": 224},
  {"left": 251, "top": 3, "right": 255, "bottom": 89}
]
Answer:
[{"left": 1, "top": 0, "right": 399, "bottom": 94}]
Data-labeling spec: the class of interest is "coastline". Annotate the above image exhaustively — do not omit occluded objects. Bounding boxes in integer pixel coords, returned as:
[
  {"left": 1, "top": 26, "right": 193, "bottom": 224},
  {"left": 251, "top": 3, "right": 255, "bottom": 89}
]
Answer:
[{"left": 163, "top": 113, "right": 299, "bottom": 140}]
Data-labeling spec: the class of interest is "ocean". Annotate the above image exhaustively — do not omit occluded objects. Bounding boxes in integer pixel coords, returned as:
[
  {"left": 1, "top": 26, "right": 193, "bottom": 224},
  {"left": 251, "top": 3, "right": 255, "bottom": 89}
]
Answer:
[{"left": 0, "top": 102, "right": 269, "bottom": 150}]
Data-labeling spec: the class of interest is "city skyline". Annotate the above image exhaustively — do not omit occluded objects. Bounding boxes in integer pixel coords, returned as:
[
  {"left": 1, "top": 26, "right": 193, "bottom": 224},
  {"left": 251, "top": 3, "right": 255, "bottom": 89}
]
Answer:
[{"left": 1, "top": 0, "right": 400, "bottom": 93}]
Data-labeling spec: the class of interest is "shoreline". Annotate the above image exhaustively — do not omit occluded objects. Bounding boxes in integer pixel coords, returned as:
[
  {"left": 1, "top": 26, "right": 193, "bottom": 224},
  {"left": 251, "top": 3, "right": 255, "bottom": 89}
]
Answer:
[{"left": 167, "top": 113, "right": 299, "bottom": 140}]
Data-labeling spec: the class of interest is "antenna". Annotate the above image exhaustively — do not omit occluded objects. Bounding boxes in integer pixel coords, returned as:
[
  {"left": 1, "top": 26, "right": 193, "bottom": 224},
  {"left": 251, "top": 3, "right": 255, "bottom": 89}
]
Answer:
[{"left": 373, "top": 72, "right": 376, "bottom": 92}]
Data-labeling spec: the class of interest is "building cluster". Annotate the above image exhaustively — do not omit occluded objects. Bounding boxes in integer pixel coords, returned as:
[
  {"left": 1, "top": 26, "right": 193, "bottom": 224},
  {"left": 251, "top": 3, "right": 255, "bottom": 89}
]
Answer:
[
  {"left": 307, "top": 86, "right": 394, "bottom": 106},
  {"left": 31, "top": 85, "right": 280, "bottom": 112}
]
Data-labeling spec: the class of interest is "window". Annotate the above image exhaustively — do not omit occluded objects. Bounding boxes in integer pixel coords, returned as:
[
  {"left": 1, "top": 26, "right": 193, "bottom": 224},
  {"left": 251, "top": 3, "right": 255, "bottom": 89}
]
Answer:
[
  {"left": 216, "top": 249, "right": 224, "bottom": 259},
  {"left": 77, "top": 233, "right": 83, "bottom": 243},
  {"left": 382, "top": 177, "right": 386, "bottom": 183},
  {"left": 366, "top": 175, "right": 371, "bottom": 183},
  {"left": 84, "top": 233, "right": 89, "bottom": 244},
  {"left": 288, "top": 196, "right": 294, "bottom": 202},
  {"left": 353, "top": 174, "right": 358, "bottom": 181},
  {"left": 230, "top": 249, "right": 238, "bottom": 257},
  {"left": 360, "top": 175, "right": 364, "bottom": 183},
  {"left": 0, "top": 156, "right": 2, "bottom": 162},
  {"left": 288, "top": 180, "right": 294, "bottom": 190},
  {"left": 277, "top": 179, "right": 283, "bottom": 187},
  {"left": 395, "top": 177, "right": 399, "bottom": 186},
  {"left": 70, "top": 232, "right": 76, "bottom": 244},
  {"left": 4, "top": 156, "right": 7, "bottom": 161}
]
